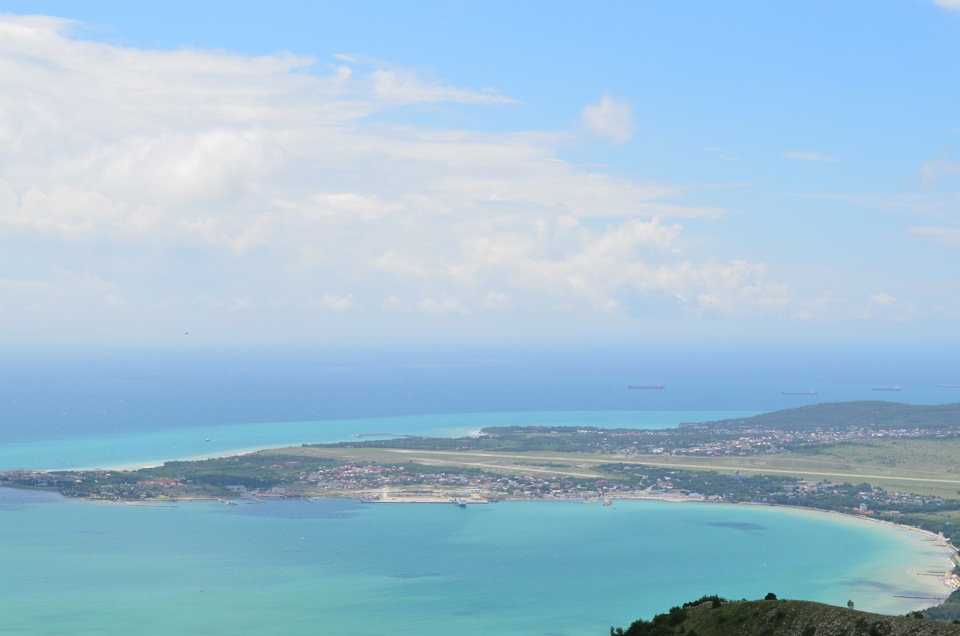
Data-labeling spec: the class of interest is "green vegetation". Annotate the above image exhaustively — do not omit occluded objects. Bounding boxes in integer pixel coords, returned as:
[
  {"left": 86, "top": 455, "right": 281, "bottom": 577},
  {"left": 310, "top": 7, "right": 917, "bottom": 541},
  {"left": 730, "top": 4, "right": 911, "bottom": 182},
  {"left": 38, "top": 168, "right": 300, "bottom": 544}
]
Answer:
[
  {"left": 611, "top": 596, "right": 960, "bottom": 635},
  {"left": 703, "top": 401, "right": 960, "bottom": 432},
  {"left": 0, "top": 454, "right": 345, "bottom": 499},
  {"left": 922, "top": 590, "right": 960, "bottom": 623}
]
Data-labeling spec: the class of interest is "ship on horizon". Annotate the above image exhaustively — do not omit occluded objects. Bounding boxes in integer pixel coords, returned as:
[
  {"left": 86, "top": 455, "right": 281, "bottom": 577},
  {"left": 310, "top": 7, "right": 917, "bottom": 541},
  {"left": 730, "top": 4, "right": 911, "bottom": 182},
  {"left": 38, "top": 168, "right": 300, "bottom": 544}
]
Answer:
[
  {"left": 781, "top": 390, "right": 817, "bottom": 396},
  {"left": 627, "top": 384, "right": 665, "bottom": 390},
  {"left": 872, "top": 386, "right": 901, "bottom": 392}
]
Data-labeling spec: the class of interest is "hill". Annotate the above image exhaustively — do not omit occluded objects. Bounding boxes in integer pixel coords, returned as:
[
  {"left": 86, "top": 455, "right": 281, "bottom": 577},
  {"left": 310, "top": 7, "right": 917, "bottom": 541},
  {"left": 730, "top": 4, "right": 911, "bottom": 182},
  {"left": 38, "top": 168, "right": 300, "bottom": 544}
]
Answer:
[
  {"left": 699, "top": 401, "right": 960, "bottom": 432},
  {"left": 612, "top": 597, "right": 960, "bottom": 635}
]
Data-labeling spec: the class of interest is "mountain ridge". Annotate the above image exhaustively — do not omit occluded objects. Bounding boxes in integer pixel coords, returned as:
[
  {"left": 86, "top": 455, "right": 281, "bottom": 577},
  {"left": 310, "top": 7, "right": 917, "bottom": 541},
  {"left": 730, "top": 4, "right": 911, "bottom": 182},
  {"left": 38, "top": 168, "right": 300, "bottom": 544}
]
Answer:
[{"left": 697, "top": 401, "right": 960, "bottom": 432}]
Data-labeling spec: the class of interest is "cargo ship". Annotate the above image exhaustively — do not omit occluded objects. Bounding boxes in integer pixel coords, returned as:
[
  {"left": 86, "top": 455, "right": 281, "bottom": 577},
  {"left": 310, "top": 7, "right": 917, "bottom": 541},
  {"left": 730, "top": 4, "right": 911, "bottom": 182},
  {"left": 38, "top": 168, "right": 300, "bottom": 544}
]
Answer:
[{"left": 627, "top": 384, "right": 665, "bottom": 390}]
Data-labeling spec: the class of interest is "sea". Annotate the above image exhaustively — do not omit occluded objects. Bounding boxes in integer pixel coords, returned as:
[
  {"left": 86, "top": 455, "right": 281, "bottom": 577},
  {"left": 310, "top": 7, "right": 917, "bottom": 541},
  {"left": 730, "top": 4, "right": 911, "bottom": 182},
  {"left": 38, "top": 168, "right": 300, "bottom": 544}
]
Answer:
[{"left": 2, "top": 343, "right": 958, "bottom": 635}]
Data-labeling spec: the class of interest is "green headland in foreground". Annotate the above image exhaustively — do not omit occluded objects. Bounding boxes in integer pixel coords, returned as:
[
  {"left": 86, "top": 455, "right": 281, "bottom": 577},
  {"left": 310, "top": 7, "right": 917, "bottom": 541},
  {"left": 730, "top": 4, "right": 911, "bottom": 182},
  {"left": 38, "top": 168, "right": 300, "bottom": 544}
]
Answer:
[{"left": 612, "top": 594, "right": 960, "bottom": 635}]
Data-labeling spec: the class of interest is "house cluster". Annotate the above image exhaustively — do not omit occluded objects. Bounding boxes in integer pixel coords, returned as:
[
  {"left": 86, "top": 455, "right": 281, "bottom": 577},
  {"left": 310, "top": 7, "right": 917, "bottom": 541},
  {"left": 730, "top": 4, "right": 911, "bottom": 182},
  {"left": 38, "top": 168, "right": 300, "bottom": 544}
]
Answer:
[
  {"left": 299, "top": 463, "right": 638, "bottom": 500},
  {"left": 578, "top": 424, "right": 959, "bottom": 458},
  {"left": 135, "top": 477, "right": 185, "bottom": 489},
  {"left": 854, "top": 489, "right": 946, "bottom": 513},
  {"left": 306, "top": 463, "right": 470, "bottom": 491}
]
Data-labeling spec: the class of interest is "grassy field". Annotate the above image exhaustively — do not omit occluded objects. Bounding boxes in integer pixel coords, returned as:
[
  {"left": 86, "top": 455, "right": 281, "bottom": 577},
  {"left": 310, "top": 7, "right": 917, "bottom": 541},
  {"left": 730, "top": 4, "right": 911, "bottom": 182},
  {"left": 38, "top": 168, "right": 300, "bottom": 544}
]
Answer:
[{"left": 792, "top": 439, "right": 960, "bottom": 474}]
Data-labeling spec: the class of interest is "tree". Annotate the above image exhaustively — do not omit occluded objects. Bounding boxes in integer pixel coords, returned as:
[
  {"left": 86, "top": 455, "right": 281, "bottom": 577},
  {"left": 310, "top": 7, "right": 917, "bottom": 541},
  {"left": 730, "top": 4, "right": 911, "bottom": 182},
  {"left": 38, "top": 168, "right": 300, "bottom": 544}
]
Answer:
[
  {"left": 847, "top": 600, "right": 855, "bottom": 609},
  {"left": 764, "top": 592, "right": 778, "bottom": 601}
]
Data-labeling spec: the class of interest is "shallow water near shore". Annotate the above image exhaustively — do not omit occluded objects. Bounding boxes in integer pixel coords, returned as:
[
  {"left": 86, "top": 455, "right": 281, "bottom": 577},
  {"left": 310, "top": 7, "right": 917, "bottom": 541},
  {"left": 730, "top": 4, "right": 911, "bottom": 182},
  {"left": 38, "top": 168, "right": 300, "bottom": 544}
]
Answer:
[
  {"left": 0, "top": 489, "right": 953, "bottom": 636},
  {"left": 0, "top": 409, "right": 757, "bottom": 471}
]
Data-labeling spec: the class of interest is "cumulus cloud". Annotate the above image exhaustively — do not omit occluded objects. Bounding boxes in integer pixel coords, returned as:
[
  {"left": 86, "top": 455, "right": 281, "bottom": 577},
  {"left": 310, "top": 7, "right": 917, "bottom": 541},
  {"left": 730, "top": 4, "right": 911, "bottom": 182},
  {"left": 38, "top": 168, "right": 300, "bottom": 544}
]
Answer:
[
  {"left": 781, "top": 151, "right": 837, "bottom": 162},
  {"left": 582, "top": 93, "right": 635, "bottom": 144},
  {"left": 0, "top": 12, "right": 872, "bottom": 341}
]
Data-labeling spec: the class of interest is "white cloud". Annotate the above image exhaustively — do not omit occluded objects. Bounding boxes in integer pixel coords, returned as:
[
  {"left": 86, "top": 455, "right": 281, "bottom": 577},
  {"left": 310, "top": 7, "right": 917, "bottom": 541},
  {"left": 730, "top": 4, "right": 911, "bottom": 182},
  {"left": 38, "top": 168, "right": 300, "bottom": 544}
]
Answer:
[
  {"left": 910, "top": 225, "right": 960, "bottom": 248},
  {"left": 582, "top": 93, "right": 635, "bottom": 144},
  {"left": 0, "top": 12, "right": 899, "bottom": 341},
  {"left": 933, "top": 0, "right": 960, "bottom": 11},
  {"left": 792, "top": 291, "right": 915, "bottom": 323},
  {"left": 369, "top": 68, "right": 516, "bottom": 105},
  {"left": 0, "top": 276, "right": 66, "bottom": 311},
  {"left": 781, "top": 151, "right": 837, "bottom": 162},
  {"left": 801, "top": 191, "right": 960, "bottom": 220},
  {"left": 311, "top": 293, "right": 354, "bottom": 311},
  {"left": 483, "top": 292, "right": 512, "bottom": 311},
  {"left": 277, "top": 192, "right": 405, "bottom": 221},
  {"left": 380, "top": 294, "right": 408, "bottom": 311},
  {"left": 420, "top": 297, "right": 469, "bottom": 315},
  {"left": 73, "top": 127, "right": 284, "bottom": 206},
  {"left": 920, "top": 159, "right": 960, "bottom": 185},
  {"left": 0, "top": 269, "right": 127, "bottom": 313}
]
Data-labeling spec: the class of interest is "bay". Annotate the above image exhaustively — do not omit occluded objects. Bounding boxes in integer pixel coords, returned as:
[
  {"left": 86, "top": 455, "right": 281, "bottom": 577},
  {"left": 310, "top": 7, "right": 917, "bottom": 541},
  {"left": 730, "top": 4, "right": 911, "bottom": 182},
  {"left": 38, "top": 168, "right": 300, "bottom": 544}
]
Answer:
[
  {"left": 3, "top": 345, "right": 959, "bottom": 634},
  {"left": 0, "top": 491, "right": 952, "bottom": 636}
]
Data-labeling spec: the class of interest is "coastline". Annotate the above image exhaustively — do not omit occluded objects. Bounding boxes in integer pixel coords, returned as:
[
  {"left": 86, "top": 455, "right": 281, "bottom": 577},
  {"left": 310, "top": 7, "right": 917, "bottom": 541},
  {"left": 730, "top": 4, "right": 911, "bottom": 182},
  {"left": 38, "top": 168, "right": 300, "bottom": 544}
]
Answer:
[
  {"left": 6, "top": 408, "right": 758, "bottom": 473},
  {"left": 80, "top": 446, "right": 273, "bottom": 472},
  {"left": 10, "top": 425, "right": 959, "bottom": 617},
  {"left": 5, "top": 477, "right": 955, "bottom": 617}
]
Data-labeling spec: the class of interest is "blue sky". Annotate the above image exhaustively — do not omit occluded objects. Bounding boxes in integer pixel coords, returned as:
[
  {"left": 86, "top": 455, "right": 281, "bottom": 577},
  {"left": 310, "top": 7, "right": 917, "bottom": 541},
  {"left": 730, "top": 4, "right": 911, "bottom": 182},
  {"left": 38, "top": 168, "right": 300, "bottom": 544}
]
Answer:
[{"left": 1, "top": 1, "right": 959, "bottom": 348}]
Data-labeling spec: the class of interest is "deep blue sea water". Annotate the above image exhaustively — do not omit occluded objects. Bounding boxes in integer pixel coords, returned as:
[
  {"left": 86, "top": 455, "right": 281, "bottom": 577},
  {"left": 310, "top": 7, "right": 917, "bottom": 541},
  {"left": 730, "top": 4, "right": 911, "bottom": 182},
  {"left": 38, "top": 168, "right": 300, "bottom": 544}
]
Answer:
[
  {"left": 1, "top": 344, "right": 958, "bottom": 634},
  {"left": 2, "top": 344, "right": 958, "bottom": 469}
]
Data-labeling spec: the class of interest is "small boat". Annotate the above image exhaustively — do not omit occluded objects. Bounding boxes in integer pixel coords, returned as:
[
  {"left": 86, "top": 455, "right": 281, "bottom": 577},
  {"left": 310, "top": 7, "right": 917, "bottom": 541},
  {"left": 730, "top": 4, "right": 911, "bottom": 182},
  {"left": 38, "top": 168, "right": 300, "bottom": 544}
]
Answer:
[
  {"left": 204, "top": 438, "right": 212, "bottom": 442},
  {"left": 453, "top": 498, "right": 467, "bottom": 508},
  {"left": 602, "top": 498, "right": 612, "bottom": 506}
]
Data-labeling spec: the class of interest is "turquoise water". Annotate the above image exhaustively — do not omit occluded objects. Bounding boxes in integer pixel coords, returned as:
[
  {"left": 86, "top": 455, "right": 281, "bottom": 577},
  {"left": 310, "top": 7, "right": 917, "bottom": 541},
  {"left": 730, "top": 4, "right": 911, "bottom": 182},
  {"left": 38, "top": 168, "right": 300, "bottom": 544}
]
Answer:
[
  {"left": 4, "top": 347, "right": 960, "bottom": 634},
  {"left": 0, "top": 410, "right": 756, "bottom": 471},
  {"left": 0, "top": 490, "right": 952, "bottom": 636}
]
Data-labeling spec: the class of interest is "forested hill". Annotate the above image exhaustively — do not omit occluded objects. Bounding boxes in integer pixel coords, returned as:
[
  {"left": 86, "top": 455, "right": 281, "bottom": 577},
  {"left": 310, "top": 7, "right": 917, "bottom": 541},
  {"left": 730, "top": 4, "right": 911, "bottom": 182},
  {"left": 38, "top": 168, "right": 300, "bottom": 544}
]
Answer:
[
  {"left": 612, "top": 597, "right": 960, "bottom": 635},
  {"left": 693, "top": 401, "right": 960, "bottom": 432}
]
